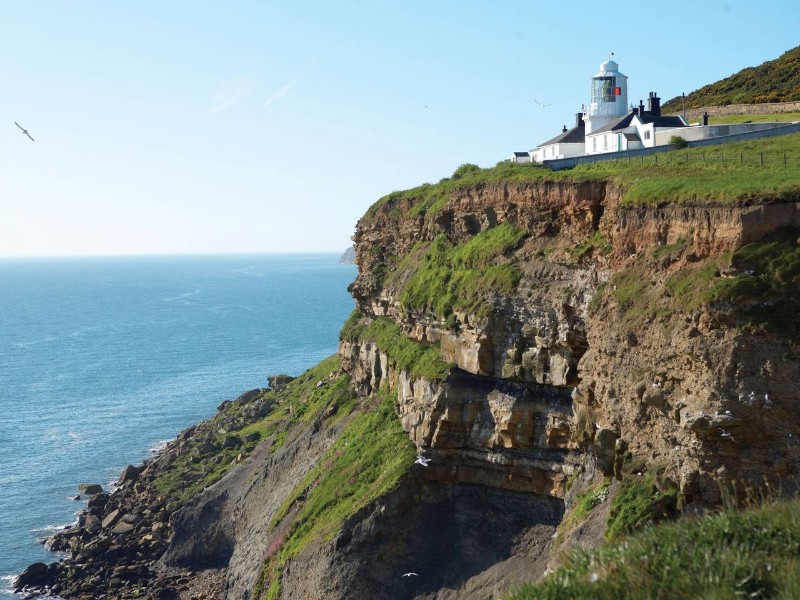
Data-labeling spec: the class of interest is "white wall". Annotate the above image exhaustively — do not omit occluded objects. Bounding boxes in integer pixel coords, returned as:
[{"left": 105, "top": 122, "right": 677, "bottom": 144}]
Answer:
[{"left": 654, "top": 122, "right": 792, "bottom": 146}]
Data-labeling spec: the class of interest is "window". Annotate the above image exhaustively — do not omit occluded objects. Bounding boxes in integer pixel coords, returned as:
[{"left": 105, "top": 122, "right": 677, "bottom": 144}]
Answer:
[
  {"left": 592, "top": 137, "right": 596, "bottom": 152},
  {"left": 591, "top": 76, "right": 617, "bottom": 103},
  {"left": 644, "top": 130, "right": 651, "bottom": 140},
  {"left": 604, "top": 135, "right": 608, "bottom": 150}
]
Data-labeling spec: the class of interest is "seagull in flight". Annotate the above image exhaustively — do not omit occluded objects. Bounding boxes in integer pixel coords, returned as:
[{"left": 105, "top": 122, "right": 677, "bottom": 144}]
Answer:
[
  {"left": 415, "top": 455, "right": 430, "bottom": 467},
  {"left": 402, "top": 572, "right": 418, "bottom": 577},
  {"left": 14, "top": 122, "right": 34, "bottom": 142},
  {"left": 534, "top": 99, "right": 553, "bottom": 108}
]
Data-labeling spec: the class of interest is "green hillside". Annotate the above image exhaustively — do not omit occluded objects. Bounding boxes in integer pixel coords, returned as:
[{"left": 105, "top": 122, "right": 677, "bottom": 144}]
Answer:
[{"left": 662, "top": 45, "right": 800, "bottom": 112}]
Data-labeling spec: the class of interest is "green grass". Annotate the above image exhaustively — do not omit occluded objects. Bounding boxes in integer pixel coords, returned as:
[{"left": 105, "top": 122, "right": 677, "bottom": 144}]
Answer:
[
  {"left": 507, "top": 497, "right": 800, "bottom": 600},
  {"left": 574, "top": 131, "right": 800, "bottom": 205},
  {"left": 707, "top": 228, "right": 800, "bottom": 336},
  {"left": 559, "top": 479, "right": 610, "bottom": 534},
  {"left": 254, "top": 384, "right": 416, "bottom": 599},
  {"left": 363, "top": 161, "right": 599, "bottom": 223},
  {"left": 363, "top": 132, "right": 800, "bottom": 235},
  {"left": 567, "top": 230, "right": 612, "bottom": 261},
  {"left": 604, "top": 227, "right": 800, "bottom": 338},
  {"left": 392, "top": 224, "right": 525, "bottom": 317},
  {"left": 340, "top": 311, "right": 453, "bottom": 380},
  {"left": 152, "top": 356, "right": 357, "bottom": 505},
  {"left": 606, "top": 474, "right": 680, "bottom": 540},
  {"left": 709, "top": 112, "right": 800, "bottom": 124}
]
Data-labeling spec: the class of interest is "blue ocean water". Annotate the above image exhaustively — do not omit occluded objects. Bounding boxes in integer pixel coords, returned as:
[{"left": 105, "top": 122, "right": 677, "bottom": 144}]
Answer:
[{"left": 0, "top": 253, "right": 356, "bottom": 595}]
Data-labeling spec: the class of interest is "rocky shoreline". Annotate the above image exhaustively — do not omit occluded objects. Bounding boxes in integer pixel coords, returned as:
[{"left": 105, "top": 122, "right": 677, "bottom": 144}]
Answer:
[{"left": 13, "top": 387, "right": 274, "bottom": 600}]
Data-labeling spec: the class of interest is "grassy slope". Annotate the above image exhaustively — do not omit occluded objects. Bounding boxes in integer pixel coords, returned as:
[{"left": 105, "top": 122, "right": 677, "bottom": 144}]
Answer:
[
  {"left": 508, "top": 496, "right": 800, "bottom": 600},
  {"left": 253, "top": 383, "right": 417, "bottom": 600},
  {"left": 709, "top": 112, "right": 800, "bottom": 124},
  {"left": 152, "top": 355, "right": 356, "bottom": 506},
  {"left": 662, "top": 45, "right": 800, "bottom": 111}
]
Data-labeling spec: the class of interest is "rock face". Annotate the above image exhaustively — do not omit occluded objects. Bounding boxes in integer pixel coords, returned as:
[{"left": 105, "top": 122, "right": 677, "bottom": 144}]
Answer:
[
  {"left": 21, "top": 177, "right": 800, "bottom": 599},
  {"left": 349, "top": 180, "right": 800, "bottom": 506}
]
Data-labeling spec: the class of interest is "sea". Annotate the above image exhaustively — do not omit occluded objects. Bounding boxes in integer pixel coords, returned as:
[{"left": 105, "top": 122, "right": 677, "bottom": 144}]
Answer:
[{"left": 0, "top": 253, "right": 357, "bottom": 596}]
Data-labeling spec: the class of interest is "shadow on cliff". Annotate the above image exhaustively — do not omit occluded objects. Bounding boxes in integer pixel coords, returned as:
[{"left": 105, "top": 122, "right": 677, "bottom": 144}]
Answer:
[{"left": 322, "top": 479, "right": 564, "bottom": 600}]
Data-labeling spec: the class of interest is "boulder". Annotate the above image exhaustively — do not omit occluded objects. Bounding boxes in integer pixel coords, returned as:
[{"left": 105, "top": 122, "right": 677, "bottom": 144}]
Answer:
[
  {"left": 102, "top": 508, "right": 122, "bottom": 529},
  {"left": 88, "top": 492, "right": 110, "bottom": 510},
  {"left": 112, "top": 521, "right": 136, "bottom": 535},
  {"left": 118, "top": 464, "right": 142, "bottom": 485},
  {"left": 268, "top": 375, "right": 294, "bottom": 391},
  {"left": 78, "top": 483, "right": 104, "bottom": 495},
  {"left": 14, "top": 562, "right": 52, "bottom": 590}
]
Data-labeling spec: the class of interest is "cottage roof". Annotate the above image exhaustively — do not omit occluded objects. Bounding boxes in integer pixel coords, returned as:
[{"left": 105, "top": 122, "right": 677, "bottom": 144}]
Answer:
[
  {"left": 588, "top": 113, "right": 637, "bottom": 135},
  {"left": 537, "top": 121, "right": 586, "bottom": 148},
  {"left": 513, "top": 151, "right": 531, "bottom": 157},
  {"left": 589, "top": 111, "right": 687, "bottom": 136}
]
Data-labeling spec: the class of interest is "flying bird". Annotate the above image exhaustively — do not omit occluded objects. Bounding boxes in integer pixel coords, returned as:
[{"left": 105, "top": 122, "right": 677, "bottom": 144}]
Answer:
[
  {"left": 14, "top": 121, "right": 34, "bottom": 142},
  {"left": 534, "top": 99, "right": 553, "bottom": 108},
  {"left": 415, "top": 455, "right": 430, "bottom": 467},
  {"left": 402, "top": 572, "right": 418, "bottom": 577}
]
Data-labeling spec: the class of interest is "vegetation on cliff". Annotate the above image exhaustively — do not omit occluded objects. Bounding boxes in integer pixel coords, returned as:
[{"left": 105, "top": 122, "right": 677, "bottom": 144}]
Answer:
[
  {"left": 662, "top": 45, "right": 800, "bottom": 111},
  {"left": 254, "top": 383, "right": 416, "bottom": 599},
  {"left": 153, "top": 356, "right": 355, "bottom": 505},
  {"left": 391, "top": 223, "right": 525, "bottom": 318},
  {"left": 604, "top": 227, "right": 800, "bottom": 337},
  {"left": 509, "top": 495, "right": 800, "bottom": 600},
  {"left": 340, "top": 311, "right": 453, "bottom": 380}
]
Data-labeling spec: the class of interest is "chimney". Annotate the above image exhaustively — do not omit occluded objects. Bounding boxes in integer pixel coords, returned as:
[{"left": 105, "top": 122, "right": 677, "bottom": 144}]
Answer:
[
  {"left": 702, "top": 112, "right": 709, "bottom": 126},
  {"left": 575, "top": 112, "right": 584, "bottom": 127},
  {"left": 562, "top": 125, "right": 568, "bottom": 133},
  {"left": 647, "top": 92, "right": 661, "bottom": 117},
  {"left": 639, "top": 100, "right": 645, "bottom": 116}
]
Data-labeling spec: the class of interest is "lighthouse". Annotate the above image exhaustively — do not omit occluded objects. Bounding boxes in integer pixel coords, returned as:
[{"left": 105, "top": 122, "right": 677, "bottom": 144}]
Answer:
[{"left": 583, "top": 54, "right": 628, "bottom": 134}]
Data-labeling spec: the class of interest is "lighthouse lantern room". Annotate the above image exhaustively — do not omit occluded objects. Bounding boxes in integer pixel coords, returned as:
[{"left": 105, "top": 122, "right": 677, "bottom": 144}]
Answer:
[{"left": 584, "top": 53, "right": 628, "bottom": 134}]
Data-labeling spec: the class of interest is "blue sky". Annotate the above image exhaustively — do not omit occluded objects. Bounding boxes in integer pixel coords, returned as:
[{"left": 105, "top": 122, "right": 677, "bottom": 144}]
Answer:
[{"left": 1, "top": 1, "right": 797, "bottom": 256}]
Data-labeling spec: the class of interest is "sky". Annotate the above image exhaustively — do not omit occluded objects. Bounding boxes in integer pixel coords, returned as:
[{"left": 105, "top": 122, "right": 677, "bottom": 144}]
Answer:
[{"left": 0, "top": 1, "right": 798, "bottom": 257}]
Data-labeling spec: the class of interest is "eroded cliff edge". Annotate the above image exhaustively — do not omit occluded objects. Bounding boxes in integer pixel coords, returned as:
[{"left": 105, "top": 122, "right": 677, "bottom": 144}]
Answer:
[{"left": 19, "top": 169, "right": 800, "bottom": 599}]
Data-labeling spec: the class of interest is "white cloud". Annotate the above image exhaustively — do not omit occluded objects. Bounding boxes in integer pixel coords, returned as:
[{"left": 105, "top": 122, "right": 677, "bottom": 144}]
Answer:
[
  {"left": 263, "top": 60, "right": 316, "bottom": 110},
  {"left": 203, "top": 74, "right": 257, "bottom": 116}
]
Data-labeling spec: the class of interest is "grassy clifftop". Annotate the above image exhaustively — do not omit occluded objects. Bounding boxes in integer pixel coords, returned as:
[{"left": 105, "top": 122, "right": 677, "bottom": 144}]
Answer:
[{"left": 363, "top": 132, "right": 800, "bottom": 227}]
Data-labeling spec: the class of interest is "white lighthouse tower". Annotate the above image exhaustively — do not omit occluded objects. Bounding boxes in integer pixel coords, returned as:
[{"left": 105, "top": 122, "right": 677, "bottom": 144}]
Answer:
[{"left": 584, "top": 53, "right": 628, "bottom": 134}]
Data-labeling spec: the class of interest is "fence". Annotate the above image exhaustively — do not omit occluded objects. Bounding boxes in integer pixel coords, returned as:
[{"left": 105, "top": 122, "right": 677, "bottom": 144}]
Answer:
[{"left": 592, "top": 149, "right": 800, "bottom": 167}]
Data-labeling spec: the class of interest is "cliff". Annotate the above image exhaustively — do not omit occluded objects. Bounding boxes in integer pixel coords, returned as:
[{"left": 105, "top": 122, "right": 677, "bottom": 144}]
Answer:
[{"left": 17, "top": 150, "right": 800, "bottom": 599}]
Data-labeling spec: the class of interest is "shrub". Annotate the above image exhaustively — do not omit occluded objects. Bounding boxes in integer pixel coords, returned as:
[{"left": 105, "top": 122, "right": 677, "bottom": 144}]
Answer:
[
  {"left": 451, "top": 163, "right": 481, "bottom": 180},
  {"left": 669, "top": 135, "right": 689, "bottom": 149}
]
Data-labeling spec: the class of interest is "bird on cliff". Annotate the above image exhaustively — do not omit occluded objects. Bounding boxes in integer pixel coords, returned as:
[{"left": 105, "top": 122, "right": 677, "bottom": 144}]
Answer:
[
  {"left": 720, "top": 429, "right": 735, "bottom": 442},
  {"left": 415, "top": 455, "right": 430, "bottom": 467},
  {"left": 402, "top": 572, "right": 418, "bottom": 577},
  {"left": 14, "top": 121, "right": 34, "bottom": 141}
]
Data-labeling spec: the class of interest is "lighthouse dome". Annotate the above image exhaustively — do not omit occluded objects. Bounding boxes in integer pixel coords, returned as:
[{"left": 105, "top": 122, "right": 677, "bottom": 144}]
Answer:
[{"left": 596, "top": 59, "right": 621, "bottom": 77}]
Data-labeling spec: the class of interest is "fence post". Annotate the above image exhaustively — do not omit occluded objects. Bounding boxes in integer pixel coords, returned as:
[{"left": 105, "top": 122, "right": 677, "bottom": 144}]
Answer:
[
  {"left": 655, "top": 154, "right": 658, "bottom": 165},
  {"left": 785, "top": 153, "right": 787, "bottom": 166},
  {"left": 760, "top": 152, "right": 764, "bottom": 166},
  {"left": 740, "top": 153, "right": 743, "bottom": 164}
]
